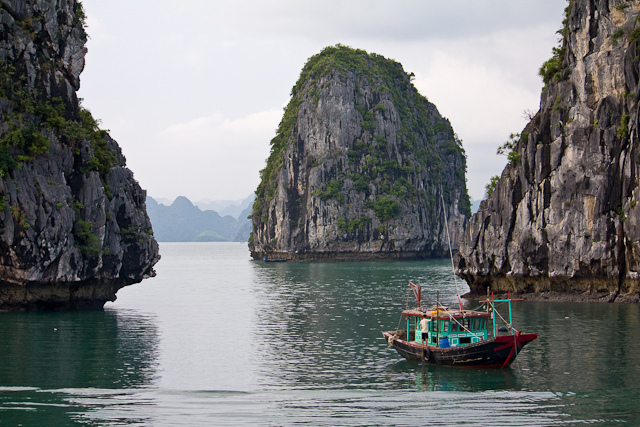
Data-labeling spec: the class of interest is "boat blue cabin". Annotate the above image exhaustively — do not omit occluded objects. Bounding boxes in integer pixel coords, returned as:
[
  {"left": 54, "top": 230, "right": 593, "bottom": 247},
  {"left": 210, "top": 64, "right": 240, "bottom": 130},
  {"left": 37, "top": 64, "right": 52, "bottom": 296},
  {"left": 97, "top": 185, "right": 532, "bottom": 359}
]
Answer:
[{"left": 402, "top": 307, "right": 491, "bottom": 348}]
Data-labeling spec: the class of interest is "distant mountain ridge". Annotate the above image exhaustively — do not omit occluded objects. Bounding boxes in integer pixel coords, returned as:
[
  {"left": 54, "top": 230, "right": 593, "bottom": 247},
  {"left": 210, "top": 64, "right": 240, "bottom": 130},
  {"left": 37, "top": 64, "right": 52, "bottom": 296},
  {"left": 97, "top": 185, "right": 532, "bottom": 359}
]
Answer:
[
  {"left": 193, "top": 195, "right": 255, "bottom": 219},
  {"left": 146, "top": 195, "right": 253, "bottom": 242}
]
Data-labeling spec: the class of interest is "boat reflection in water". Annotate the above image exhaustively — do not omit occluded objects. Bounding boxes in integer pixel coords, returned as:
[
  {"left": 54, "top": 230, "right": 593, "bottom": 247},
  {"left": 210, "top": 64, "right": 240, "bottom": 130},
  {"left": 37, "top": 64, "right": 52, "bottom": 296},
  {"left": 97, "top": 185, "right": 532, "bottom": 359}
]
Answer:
[
  {"left": 387, "top": 362, "right": 520, "bottom": 392},
  {"left": 384, "top": 282, "right": 537, "bottom": 368}
]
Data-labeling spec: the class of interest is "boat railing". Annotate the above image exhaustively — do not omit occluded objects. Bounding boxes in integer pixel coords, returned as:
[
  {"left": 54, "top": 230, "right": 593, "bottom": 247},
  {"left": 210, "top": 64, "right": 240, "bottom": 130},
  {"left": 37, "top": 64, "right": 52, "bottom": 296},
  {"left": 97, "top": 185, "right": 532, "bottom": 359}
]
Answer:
[{"left": 481, "top": 291, "right": 522, "bottom": 337}]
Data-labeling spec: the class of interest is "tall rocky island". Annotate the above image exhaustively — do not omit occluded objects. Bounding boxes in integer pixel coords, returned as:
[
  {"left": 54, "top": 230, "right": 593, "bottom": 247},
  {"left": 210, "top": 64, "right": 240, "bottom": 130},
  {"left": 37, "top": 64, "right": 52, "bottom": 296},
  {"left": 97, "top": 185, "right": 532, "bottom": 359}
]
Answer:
[
  {"left": 457, "top": 0, "right": 640, "bottom": 302},
  {"left": 249, "top": 45, "right": 470, "bottom": 261},
  {"left": 0, "top": 0, "right": 159, "bottom": 309}
]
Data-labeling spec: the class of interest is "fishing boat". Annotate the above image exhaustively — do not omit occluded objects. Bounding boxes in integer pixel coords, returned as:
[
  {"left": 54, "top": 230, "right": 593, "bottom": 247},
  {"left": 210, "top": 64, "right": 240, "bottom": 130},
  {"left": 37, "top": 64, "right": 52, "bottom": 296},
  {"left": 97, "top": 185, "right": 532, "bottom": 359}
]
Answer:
[
  {"left": 263, "top": 257, "right": 287, "bottom": 262},
  {"left": 383, "top": 282, "right": 537, "bottom": 368}
]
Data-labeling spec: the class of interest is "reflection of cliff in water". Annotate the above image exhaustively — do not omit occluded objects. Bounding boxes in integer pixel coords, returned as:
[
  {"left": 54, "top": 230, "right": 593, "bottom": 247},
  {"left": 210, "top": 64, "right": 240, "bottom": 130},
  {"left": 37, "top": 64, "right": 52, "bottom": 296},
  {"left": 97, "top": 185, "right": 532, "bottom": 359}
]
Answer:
[{"left": 0, "top": 308, "right": 160, "bottom": 389}]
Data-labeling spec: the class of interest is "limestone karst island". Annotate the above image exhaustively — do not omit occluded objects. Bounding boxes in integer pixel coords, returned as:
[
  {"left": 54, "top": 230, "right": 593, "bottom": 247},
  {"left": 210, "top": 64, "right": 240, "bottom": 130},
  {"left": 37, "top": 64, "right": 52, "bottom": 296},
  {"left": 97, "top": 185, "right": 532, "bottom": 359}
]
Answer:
[
  {"left": 0, "top": 0, "right": 159, "bottom": 310},
  {"left": 249, "top": 45, "right": 471, "bottom": 261}
]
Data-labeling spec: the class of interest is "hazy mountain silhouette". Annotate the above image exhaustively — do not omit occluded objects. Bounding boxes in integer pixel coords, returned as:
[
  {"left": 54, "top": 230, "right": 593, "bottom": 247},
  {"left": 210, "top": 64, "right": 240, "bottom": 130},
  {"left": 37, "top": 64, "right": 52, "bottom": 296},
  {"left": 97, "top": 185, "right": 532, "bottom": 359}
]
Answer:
[{"left": 146, "top": 196, "right": 252, "bottom": 242}]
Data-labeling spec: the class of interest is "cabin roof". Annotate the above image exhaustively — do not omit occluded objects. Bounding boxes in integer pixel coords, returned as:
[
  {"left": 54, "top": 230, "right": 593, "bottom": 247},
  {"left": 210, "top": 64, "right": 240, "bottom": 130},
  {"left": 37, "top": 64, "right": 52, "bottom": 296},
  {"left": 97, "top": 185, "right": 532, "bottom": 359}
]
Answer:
[{"left": 401, "top": 307, "right": 490, "bottom": 319}]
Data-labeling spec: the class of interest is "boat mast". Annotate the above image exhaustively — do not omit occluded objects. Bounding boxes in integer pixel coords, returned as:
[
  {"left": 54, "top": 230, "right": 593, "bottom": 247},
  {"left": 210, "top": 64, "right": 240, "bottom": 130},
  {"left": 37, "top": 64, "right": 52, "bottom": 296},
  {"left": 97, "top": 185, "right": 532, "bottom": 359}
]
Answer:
[
  {"left": 440, "top": 188, "right": 461, "bottom": 298},
  {"left": 409, "top": 281, "right": 421, "bottom": 309}
]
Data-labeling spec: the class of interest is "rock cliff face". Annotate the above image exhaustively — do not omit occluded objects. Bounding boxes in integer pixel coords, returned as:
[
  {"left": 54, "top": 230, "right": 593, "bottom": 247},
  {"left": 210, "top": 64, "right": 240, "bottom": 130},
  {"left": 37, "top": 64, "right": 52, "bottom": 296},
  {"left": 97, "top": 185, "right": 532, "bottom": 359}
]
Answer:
[
  {"left": 456, "top": 0, "right": 640, "bottom": 301},
  {"left": 0, "top": 0, "right": 159, "bottom": 310},
  {"left": 249, "top": 45, "right": 470, "bottom": 261}
]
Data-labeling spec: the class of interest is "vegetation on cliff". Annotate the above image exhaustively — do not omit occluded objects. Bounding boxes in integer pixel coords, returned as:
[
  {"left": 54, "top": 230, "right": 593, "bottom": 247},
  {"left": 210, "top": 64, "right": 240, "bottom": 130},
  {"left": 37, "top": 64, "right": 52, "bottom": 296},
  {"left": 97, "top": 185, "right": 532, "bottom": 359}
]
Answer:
[
  {"left": 538, "top": 1, "right": 573, "bottom": 87},
  {"left": 0, "top": 61, "right": 117, "bottom": 180}
]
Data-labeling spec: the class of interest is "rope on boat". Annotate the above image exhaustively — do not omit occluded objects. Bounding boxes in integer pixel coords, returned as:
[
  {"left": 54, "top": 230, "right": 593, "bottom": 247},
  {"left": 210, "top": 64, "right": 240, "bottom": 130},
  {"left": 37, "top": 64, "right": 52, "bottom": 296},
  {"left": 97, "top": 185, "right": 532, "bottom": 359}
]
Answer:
[
  {"left": 422, "top": 347, "right": 431, "bottom": 363},
  {"left": 512, "top": 331, "right": 521, "bottom": 370},
  {"left": 406, "top": 286, "right": 411, "bottom": 310},
  {"left": 493, "top": 304, "right": 514, "bottom": 332},
  {"left": 491, "top": 303, "right": 523, "bottom": 370},
  {"left": 394, "top": 315, "right": 403, "bottom": 339},
  {"left": 496, "top": 304, "right": 522, "bottom": 370},
  {"left": 394, "top": 286, "right": 413, "bottom": 340}
]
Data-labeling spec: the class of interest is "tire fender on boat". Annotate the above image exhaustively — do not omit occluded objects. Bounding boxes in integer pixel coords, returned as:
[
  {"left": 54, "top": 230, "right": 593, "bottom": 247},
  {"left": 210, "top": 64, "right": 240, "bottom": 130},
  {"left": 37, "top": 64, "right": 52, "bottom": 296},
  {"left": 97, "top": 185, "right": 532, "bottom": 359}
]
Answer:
[{"left": 422, "top": 347, "right": 431, "bottom": 363}]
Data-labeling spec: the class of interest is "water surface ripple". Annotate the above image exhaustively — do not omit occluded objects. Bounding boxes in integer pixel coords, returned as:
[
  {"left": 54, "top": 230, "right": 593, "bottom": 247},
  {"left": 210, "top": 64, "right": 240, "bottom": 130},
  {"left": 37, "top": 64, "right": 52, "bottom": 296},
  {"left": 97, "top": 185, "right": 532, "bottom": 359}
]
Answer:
[{"left": 0, "top": 243, "right": 637, "bottom": 425}]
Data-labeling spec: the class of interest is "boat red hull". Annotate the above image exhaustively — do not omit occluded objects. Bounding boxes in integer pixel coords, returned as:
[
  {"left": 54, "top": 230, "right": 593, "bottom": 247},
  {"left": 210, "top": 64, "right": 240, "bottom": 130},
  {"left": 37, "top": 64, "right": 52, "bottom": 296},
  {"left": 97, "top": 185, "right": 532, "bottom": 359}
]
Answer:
[{"left": 383, "top": 331, "right": 537, "bottom": 368}]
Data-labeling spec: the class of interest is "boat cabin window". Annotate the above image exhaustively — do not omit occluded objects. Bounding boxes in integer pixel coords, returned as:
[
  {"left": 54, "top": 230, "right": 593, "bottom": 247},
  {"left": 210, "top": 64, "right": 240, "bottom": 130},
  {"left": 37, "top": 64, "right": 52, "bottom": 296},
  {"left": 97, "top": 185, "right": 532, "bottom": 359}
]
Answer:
[
  {"left": 448, "top": 317, "right": 488, "bottom": 332},
  {"left": 468, "top": 318, "right": 486, "bottom": 331}
]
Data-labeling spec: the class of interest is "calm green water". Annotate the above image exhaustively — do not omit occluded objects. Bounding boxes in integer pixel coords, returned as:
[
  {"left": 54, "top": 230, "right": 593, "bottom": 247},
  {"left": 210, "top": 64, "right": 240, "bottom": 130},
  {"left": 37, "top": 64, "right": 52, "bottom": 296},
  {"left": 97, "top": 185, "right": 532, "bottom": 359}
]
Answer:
[{"left": 0, "top": 243, "right": 638, "bottom": 426}]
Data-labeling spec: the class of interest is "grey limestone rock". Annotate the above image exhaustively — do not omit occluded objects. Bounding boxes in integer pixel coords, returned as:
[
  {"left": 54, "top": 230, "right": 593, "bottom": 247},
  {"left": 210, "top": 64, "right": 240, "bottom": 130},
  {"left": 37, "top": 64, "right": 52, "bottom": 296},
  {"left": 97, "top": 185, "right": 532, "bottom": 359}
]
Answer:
[
  {"left": 0, "top": 0, "right": 159, "bottom": 310},
  {"left": 456, "top": 0, "right": 640, "bottom": 302}
]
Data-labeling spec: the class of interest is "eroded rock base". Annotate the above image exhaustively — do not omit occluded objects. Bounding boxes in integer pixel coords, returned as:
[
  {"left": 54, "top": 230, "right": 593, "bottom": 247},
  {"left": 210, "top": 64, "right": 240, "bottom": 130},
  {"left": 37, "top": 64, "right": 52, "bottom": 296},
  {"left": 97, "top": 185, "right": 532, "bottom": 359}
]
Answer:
[
  {"left": 462, "top": 275, "right": 640, "bottom": 303},
  {"left": 0, "top": 281, "right": 128, "bottom": 311}
]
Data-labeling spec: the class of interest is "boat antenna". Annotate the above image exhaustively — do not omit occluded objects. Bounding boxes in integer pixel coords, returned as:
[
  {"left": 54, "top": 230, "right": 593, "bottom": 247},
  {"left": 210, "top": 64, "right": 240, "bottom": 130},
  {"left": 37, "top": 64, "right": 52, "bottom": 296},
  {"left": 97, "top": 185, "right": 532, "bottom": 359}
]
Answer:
[{"left": 440, "top": 186, "right": 463, "bottom": 305}]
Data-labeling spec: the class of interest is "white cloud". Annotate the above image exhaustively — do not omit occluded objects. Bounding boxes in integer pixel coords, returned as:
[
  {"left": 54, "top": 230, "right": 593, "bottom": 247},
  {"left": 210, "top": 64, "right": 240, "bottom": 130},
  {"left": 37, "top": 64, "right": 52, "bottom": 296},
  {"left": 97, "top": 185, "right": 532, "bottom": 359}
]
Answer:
[
  {"left": 161, "top": 109, "right": 281, "bottom": 147},
  {"left": 413, "top": 54, "right": 532, "bottom": 200},
  {"left": 226, "top": 0, "right": 565, "bottom": 43},
  {"left": 415, "top": 52, "right": 538, "bottom": 143},
  {"left": 145, "top": 109, "right": 282, "bottom": 200},
  {"left": 405, "top": 24, "right": 556, "bottom": 200},
  {"left": 83, "top": 11, "right": 112, "bottom": 44}
]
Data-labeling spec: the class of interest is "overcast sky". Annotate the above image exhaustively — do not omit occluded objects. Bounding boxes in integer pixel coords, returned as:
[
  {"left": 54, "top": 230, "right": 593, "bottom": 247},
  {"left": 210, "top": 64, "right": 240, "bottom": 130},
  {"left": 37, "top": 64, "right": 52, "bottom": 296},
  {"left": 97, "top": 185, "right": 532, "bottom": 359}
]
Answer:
[{"left": 77, "top": 0, "right": 567, "bottom": 203}]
